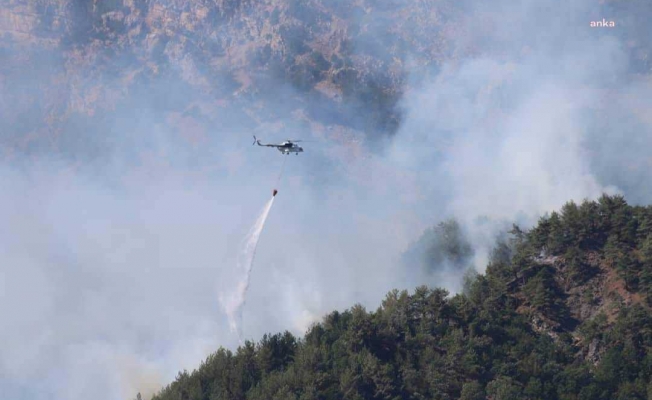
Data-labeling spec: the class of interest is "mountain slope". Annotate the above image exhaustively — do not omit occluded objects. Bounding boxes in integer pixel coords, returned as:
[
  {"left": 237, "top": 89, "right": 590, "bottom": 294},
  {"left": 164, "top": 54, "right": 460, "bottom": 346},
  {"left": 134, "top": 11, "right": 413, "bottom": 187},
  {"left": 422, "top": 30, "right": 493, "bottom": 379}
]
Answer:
[
  {"left": 148, "top": 195, "right": 652, "bottom": 400},
  {"left": 3, "top": 0, "right": 652, "bottom": 159}
]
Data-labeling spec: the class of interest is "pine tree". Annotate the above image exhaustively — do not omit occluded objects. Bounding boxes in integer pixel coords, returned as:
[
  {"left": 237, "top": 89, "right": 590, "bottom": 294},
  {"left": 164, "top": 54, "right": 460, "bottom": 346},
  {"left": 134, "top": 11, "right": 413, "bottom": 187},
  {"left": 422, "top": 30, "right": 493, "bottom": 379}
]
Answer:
[
  {"left": 640, "top": 236, "right": 652, "bottom": 299},
  {"left": 636, "top": 210, "right": 652, "bottom": 244},
  {"left": 578, "top": 198, "right": 603, "bottom": 249},
  {"left": 486, "top": 376, "right": 522, "bottom": 400},
  {"left": 460, "top": 381, "right": 485, "bottom": 400},
  {"left": 565, "top": 246, "right": 590, "bottom": 286},
  {"left": 529, "top": 214, "right": 551, "bottom": 251},
  {"left": 561, "top": 200, "right": 581, "bottom": 247},
  {"left": 547, "top": 211, "right": 565, "bottom": 254}
]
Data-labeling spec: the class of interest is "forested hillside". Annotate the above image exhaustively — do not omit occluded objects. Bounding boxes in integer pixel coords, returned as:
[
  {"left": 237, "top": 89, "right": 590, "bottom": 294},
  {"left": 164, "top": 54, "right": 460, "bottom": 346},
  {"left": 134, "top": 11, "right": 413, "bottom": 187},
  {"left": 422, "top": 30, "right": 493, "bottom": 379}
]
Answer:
[{"left": 149, "top": 195, "right": 652, "bottom": 400}]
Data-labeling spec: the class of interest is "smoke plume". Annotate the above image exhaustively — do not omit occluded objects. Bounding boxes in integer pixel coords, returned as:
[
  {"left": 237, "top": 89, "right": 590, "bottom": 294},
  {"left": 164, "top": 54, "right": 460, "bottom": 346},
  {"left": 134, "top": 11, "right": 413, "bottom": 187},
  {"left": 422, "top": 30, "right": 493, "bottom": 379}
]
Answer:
[{"left": 2, "top": 0, "right": 652, "bottom": 399}]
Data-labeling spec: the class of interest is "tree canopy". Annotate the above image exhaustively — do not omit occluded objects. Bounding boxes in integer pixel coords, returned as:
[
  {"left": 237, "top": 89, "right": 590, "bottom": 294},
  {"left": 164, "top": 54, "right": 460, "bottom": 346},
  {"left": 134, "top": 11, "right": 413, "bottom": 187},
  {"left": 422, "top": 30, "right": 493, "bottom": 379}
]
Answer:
[{"left": 149, "top": 195, "right": 652, "bottom": 400}]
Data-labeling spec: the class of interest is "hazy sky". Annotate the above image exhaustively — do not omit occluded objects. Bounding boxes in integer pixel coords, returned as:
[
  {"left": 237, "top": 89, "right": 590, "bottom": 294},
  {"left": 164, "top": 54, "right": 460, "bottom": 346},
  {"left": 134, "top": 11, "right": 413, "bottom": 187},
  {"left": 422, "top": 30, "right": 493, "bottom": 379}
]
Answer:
[{"left": 1, "top": 0, "right": 652, "bottom": 399}]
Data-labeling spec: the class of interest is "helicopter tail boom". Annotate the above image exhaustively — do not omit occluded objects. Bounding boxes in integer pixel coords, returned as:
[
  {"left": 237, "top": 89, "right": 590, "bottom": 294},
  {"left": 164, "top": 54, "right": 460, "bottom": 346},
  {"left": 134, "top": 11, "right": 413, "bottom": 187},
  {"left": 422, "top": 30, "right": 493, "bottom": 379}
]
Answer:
[{"left": 253, "top": 136, "right": 274, "bottom": 147}]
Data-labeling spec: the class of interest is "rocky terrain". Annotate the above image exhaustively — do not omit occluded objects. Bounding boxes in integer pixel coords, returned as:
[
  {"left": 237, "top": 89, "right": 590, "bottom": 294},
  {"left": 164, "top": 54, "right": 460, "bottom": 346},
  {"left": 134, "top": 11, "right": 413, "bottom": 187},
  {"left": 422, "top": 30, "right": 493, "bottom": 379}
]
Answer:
[
  {"left": 1, "top": 0, "right": 442, "bottom": 160},
  {"left": 3, "top": 0, "right": 651, "bottom": 164}
]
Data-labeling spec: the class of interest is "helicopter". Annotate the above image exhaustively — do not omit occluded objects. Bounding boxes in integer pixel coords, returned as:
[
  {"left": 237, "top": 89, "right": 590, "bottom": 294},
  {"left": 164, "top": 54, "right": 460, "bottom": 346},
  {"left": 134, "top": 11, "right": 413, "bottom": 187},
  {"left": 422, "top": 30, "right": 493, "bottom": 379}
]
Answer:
[{"left": 253, "top": 136, "right": 304, "bottom": 155}]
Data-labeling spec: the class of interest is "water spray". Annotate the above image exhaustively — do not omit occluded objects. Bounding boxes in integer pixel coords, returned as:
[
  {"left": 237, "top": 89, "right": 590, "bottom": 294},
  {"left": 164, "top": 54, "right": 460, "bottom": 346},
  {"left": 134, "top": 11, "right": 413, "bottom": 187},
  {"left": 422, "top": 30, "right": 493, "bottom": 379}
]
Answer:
[
  {"left": 220, "top": 194, "right": 276, "bottom": 343},
  {"left": 219, "top": 153, "right": 288, "bottom": 343}
]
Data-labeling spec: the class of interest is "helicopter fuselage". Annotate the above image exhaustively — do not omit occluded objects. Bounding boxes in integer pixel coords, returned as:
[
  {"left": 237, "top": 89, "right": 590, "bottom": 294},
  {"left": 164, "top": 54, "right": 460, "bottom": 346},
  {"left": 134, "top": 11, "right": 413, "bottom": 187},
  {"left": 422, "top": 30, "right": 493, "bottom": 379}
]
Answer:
[
  {"left": 278, "top": 145, "right": 303, "bottom": 154},
  {"left": 254, "top": 136, "right": 304, "bottom": 154}
]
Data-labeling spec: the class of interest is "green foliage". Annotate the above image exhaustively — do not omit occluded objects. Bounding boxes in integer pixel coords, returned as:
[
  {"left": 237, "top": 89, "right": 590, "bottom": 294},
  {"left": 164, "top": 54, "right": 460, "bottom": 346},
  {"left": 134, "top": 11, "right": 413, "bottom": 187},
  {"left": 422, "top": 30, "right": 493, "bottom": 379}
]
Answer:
[
  {"left": 564, "top": 246, "right": 594, "bottom": 286},
  {"left": 524, "top": 196, "right": 652, "bottom": 296},
  {"left": 431, "top": 220, "right": 474, "bottom": 265},
  {"left": 640, "top": 236, "right": 652, "bottom": 302},
  {"left": 460, "top": 381, "right": 485, "bottom": 400},
  {"left": 579, "top": 312, "right": 608, "bottom": 342},
  {"left": 151, "top": 196, "right": 652, "bottom": 400},
  {"left": 605, "top": 234, "right": 642, "bottom": 291},
  {"left": 486, "top": 376, "right": 522, "bottom": 400},
  {"left": 407, "top": 219, "right": 474, "bottom": 271},
  {"left": 522, "top": 266, "right": 570, "bottom": 324}
]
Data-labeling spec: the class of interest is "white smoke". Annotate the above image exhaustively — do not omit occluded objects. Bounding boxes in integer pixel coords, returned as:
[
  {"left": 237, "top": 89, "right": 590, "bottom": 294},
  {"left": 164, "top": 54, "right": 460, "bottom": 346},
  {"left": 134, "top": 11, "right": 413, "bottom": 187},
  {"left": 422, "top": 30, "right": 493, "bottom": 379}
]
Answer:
[
  {"left": 219, "top": 195, "right": 276, "bottom": 342},
  {"left": 2, "top": 0, "right": 652, "bottom": 398}
]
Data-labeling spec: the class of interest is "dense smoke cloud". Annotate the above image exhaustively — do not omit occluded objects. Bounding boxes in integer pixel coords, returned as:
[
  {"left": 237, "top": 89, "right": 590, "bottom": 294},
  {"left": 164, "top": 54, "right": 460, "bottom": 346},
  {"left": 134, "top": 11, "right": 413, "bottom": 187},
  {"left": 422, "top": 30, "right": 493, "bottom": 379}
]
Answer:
[
  {"left": 1, "top": 0, "right": 652, "bottom": 399},
  {"left": 389, "top": 0, "right": 652, "bottom": 268}
]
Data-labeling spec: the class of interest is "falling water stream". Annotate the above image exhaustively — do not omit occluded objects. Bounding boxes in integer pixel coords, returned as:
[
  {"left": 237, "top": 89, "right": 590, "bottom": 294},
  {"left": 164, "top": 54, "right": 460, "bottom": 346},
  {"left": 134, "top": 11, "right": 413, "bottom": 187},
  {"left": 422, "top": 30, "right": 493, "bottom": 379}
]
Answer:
[{"left": 219, "top": 195, "right": 276, "bottom": 343}]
